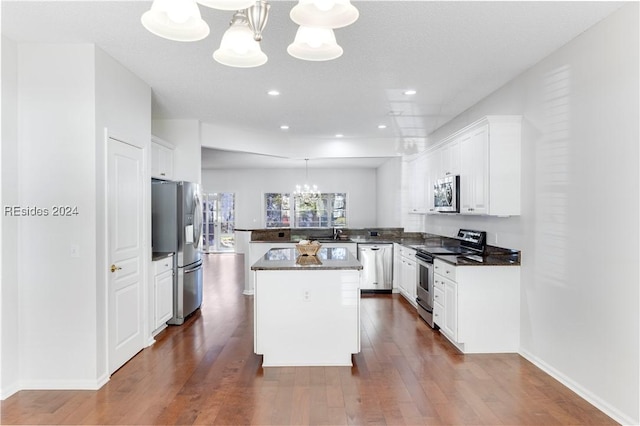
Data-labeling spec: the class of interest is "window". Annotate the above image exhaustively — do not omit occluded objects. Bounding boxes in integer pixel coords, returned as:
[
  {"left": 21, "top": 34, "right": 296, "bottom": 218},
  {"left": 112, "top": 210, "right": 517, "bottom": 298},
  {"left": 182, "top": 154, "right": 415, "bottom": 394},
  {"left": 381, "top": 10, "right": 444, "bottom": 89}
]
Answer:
[
  {"left": 265, "top": 193, "right": 291, "bottom": 227},
  {"left": 265, "top": 193, "right": 346, "bottom": 228}
]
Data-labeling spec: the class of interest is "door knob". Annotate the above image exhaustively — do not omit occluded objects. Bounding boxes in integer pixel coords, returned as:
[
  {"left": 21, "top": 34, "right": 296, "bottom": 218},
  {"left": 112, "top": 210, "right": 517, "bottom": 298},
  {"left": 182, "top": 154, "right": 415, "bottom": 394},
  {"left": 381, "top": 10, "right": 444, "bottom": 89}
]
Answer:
[{"left": 110, "top": 264, "right": 122, "bottom": 273}]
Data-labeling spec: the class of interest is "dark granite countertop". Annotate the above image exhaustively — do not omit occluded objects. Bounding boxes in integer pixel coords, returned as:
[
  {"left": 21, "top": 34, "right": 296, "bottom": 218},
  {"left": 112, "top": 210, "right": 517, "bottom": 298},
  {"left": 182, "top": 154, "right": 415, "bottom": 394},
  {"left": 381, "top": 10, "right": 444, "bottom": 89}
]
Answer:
[
  {"left": 245, "top": 229, "right": 521, "bottom": 267},
  {"left": 251, "top": 247, "right": 363, "bottom": 271},
  {"left": 152, "top": 252, "right": 174, "bottom": 261},
  {"left": 434, "top": 253, "right": 521, "bottom": 266}
]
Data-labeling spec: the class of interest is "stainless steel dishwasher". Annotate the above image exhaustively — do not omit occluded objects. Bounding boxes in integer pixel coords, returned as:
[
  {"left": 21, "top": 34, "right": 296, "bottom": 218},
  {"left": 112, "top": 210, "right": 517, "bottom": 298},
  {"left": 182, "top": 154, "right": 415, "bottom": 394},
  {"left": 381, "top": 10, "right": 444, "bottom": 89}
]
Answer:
[{"left": 357, "top": 243, "right": 393, "bottom": 292}]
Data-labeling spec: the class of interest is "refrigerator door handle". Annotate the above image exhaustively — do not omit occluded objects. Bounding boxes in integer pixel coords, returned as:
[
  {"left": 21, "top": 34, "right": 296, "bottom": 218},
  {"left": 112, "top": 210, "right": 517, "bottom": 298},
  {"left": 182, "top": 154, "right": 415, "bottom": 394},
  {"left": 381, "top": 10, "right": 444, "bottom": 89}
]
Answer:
[
  {"left": 193, "top": 192, "right": 203, "bottom": 249},
  {"left": 184, "top": 264, "right": 202, "bottom": 274}
]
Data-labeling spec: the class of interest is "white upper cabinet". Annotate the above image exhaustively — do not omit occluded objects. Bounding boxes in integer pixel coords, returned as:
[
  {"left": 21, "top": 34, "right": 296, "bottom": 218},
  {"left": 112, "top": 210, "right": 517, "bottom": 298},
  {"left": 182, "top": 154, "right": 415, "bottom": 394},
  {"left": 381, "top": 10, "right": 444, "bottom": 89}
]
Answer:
[
  {"left": 459, "top": 125, "right": 489, "bottom": 215},
  {"left": 407, "top": 152, "right": 428, "bottom": 213},
  {"left": 151, "top": 136, "right": 174, "bottom": 180},
  {"left": 420, "top": 115, "right": 521, "bottom": 216},
  {"left": 439, "top": 138, "right": 461, "bottom": 177},
  {"left": 425, "top": 151, "right": 438, "bottom": 213}
]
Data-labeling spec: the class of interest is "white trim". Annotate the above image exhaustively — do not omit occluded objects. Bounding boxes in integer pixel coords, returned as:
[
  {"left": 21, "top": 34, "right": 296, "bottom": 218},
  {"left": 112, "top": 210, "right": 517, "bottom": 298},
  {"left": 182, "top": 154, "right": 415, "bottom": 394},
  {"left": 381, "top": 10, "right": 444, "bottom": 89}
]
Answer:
[
  {"left": 519, "top": 349, "right": 635, "bottom": 425},
  {"left": 0, "top": 382, "right": 21, "bottom": 400},
  {"left": 18, "top": 376, "right": 109, "bottom": 392},
  {"left": 151, "top": 134, "right": 175, "bottom": 150}
]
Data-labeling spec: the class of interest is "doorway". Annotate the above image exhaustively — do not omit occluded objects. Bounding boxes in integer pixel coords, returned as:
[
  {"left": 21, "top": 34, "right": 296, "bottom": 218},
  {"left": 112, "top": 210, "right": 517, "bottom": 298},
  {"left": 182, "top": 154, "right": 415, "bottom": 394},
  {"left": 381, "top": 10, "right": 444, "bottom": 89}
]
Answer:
[{"left": 202, "top": 192, "right": 235, "bottom": 253}]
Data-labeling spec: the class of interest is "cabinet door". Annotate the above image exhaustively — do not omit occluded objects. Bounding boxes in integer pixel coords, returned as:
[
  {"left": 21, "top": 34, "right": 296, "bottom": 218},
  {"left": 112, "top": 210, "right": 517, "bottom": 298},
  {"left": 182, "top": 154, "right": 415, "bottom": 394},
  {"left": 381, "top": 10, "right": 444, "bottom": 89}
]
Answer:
[
  {"left": 400, "top": 256, "right": 417, "bottom": 301},
  {"left": 408, "top": 154, "right": 427, "bottom": 213},
  {"left": 442, "top": 276, "right": 458, "bottom": 341},
  {"left": 407, "top": 258, "right": 417, "bottom": 299},
  {"left": 459, "top": 125, "right": 488, "bottom": 214},
  {"left": 151, "top": 142, "right": 174, "bottom": 180},
  {"left": 154, "top": 269, "right": 174, "bottom": 329},
  {"left": 425, "top": 151, "right": 438, "bottom": 213},
  {"left": 440, "top": 139, "right": 461, "bottom": 177}
]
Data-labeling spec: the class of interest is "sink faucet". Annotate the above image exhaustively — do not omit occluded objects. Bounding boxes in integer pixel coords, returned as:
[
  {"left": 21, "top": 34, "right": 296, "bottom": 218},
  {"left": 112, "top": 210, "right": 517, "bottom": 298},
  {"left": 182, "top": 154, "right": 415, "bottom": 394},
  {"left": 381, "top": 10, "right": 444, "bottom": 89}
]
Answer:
[{"left": 333, "top": 228, "right": 343, "bottom": 240}]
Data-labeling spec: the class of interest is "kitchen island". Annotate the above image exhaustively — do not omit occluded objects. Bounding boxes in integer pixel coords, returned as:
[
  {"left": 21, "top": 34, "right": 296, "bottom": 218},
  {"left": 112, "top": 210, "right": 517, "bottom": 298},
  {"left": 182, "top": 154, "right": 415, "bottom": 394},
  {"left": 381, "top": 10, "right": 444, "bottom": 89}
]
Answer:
[{"left": 251, "top": 247, "right": 362, "bottom": 367}]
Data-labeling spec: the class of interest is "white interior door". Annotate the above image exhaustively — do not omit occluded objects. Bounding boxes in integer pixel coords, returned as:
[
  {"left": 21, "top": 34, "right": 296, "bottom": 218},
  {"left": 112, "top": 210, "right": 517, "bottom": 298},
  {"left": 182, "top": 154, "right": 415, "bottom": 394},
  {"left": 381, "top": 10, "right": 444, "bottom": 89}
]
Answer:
[{"left": 108, "top": 137, "right": 144, "bottom": 374}]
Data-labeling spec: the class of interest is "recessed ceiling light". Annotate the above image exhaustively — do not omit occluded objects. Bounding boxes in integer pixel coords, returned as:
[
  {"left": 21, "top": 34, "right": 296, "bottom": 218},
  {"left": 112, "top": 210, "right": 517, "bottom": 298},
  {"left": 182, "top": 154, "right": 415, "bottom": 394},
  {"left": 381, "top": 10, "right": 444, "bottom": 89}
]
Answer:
[
  {"left": 268, "top": 90, "right": 280, "bottom": 96},
  {"left": 335, "top": 133, "right": 344, "bottom": 138},
  {"left": 404, "top": 89, "right": 417, "bottom": 95},
  {"left": 378, "top": 124, "right": 387, "bottom": 129},
  {"left": 280, "top": 125, "right": 289, "bottom": 130}
]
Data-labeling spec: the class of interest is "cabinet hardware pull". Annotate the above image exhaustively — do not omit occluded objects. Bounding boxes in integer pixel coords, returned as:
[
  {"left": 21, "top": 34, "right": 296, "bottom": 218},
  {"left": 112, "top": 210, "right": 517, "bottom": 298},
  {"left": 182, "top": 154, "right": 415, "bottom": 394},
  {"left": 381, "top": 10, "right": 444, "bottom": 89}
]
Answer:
[{"left": 110, "top": 264, "right": 122, "bottom": 273}]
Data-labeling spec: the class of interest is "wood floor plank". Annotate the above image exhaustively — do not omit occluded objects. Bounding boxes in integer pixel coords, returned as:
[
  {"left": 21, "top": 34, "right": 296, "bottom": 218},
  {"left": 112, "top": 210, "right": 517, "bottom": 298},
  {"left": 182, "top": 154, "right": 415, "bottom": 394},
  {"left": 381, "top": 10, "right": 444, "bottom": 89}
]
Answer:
[{"left": 0, "top": 254, "right": 619, "bottom": 425}]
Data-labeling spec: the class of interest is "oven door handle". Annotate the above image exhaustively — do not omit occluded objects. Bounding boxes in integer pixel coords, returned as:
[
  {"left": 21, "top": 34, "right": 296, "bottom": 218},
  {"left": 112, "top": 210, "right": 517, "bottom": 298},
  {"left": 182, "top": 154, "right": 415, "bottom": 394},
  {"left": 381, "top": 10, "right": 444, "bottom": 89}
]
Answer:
[{"left": 416, "top": 297, "right": 433, "bottom": 313}]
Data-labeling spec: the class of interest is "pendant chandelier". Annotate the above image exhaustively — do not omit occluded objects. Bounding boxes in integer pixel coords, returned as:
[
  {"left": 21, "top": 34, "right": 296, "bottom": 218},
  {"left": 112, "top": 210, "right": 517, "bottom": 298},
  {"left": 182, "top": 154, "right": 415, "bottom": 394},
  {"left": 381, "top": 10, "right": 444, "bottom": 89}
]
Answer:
[
  {"left": 141, "top": 0, "right": 359, "bottom": 67},
  {"left": 294, "top": 159, "right": 319, "bottom": 199}
]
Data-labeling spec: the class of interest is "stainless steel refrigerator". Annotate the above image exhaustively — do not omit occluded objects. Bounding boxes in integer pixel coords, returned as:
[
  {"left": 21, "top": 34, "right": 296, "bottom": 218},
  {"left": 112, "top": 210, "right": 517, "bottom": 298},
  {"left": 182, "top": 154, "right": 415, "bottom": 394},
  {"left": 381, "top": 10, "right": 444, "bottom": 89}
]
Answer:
[{"left": 152, "top": 180, "right": 203, "bottom": 325}]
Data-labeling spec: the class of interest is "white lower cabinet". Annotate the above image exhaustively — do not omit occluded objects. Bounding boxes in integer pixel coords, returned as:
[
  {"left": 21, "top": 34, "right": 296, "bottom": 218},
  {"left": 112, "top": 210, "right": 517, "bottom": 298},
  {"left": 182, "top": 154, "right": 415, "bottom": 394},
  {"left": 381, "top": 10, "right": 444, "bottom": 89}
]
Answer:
[
  {"left": 395, "top": 245, "right": 417, "bottom": 306},
  {"left": 254, "top": 269, "right": 360, "bottom": 366},
  {"left": 432, "top": 282, "right": 445, "bottom": 328},
  {"left": 434, "top": 258, "right": 520, "bottom": 353},
  {"left": 441, "top": 276, "right": 458, "bottom": 341},
  {"left": 152, "top": 257, "right": 174, "bottom": 335}
]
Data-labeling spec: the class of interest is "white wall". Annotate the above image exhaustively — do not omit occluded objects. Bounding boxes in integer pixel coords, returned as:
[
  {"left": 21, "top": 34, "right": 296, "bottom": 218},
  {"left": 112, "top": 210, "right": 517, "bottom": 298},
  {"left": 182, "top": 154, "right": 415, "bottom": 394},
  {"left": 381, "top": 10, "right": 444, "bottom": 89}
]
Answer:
[
  {"left": 376, "top": 157, "right": 402, "bottom": 227},
  {"left": 0, "top": 42, "right": 151, "bottom": 397},
  {"left": 16, "top": 44, "right": 99, "bottom": 388},
  {"left": 421, "top": 5, "right": 638, "bottom": 424},
  {"left": 152, "top": 119, "right": 201, "bottom": 184},
  {"left": 1, "top": 36, "right": 20, "bottom": 398},
  {"left": 201, "top": 167, "right": 377, "bottom": 229}
]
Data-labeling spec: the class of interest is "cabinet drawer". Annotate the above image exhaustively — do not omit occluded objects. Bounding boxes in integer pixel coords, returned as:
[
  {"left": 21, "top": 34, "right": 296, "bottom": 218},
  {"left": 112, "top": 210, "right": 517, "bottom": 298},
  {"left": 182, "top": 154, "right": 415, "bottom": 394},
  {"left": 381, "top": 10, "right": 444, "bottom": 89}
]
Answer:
[
  {"left": 399, "top": 246, "right": 416, "bottom": 259},
  {"left": 433, "top": 275, "right": 445, "bottom": 291},
  {"left": 434, "top": 258, "right": 456, "bottom": 280},
  {"left": 433, "top": 302, "right": 443, "bottom": 327},
  {"left": 154, "top": 257, "right": 173, "bottom": 275},
  {"left": 433, "top": 286, "right": 444, "bottom": 305}
]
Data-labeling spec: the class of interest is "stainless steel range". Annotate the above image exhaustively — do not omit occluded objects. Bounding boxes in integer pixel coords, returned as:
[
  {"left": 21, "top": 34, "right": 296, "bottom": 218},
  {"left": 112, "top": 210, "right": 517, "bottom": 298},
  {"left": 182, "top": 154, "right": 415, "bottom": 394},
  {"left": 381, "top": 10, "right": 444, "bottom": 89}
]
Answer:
[{"left": 414, "top": 229, "right": 486, "bottom": 328}]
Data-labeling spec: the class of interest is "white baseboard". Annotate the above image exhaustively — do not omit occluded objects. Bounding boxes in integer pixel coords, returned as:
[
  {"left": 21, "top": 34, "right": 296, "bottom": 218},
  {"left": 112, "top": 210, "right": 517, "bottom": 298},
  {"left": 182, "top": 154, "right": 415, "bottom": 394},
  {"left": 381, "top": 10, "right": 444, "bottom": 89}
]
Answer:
[
  {"left": 0, "top": 381, "right": 21, "bottom": 400},
  {"left": 2, "top": 374, "right": 110, "bottom": 400},
  {"left": 519, "top": 348, "right": 636, "bottom": 426},
  {"left": 16, "top": 376, "right": 110, "bottom": 393}
]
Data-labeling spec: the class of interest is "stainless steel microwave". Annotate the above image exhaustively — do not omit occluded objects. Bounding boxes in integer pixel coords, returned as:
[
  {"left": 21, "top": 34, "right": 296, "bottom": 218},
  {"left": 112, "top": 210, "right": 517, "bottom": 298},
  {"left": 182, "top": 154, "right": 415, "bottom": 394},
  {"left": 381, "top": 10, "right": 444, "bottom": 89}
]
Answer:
[{"left": 434, "top": 175, "right": 460, "bottom": 213}]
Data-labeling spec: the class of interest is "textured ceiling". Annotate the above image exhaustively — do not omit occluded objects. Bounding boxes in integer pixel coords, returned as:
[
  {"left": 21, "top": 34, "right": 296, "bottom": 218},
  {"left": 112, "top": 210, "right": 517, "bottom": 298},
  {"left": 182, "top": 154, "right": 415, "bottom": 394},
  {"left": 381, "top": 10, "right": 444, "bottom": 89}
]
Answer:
[{"left": 2, "top": 1, "right": 624, "bottom": 168}]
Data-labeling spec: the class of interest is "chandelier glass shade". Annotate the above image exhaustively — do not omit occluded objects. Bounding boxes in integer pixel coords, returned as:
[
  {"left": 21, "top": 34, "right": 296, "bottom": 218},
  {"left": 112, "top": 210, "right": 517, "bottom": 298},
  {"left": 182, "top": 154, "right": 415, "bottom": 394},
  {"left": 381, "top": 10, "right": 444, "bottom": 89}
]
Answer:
[
  {"left": 141, "top": 0, "right": 210, "bottom": 42},
  {"left": 213, "top": 12, "right": 268, "bottom": 68},
  {"left": 196, "top": 0, "right": 255, "bottom": 11},
  {"left": 287, "top": 26, "right": 343, "bottom": 61},
  {"left": 289, "top": 0, "right": 359, "bottom": 29},
  {"left": 142, "top": 0, "right": 359, "bottom": 67}
]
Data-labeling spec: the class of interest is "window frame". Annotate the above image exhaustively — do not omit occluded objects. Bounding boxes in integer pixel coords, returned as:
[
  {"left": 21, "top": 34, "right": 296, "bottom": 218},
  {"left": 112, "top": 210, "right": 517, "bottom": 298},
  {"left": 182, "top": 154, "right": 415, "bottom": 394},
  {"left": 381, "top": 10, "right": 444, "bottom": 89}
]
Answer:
[{"left": 263, "top": 192, "right": 348, "bottom": 228}]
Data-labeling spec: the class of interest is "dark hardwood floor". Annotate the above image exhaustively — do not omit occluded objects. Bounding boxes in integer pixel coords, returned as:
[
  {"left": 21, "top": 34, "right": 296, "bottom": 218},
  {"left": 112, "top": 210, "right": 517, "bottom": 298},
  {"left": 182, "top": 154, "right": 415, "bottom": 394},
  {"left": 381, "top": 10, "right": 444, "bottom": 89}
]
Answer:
[{"left": 1, "top": 253, "right": 617, "bottom": 425}]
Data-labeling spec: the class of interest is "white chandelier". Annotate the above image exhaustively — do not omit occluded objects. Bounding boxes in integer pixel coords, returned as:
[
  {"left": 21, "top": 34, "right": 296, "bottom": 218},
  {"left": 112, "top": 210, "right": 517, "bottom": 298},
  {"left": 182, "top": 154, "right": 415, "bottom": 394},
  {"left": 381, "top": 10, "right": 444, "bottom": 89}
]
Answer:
[
  {"left": 294, "top": 159, "right": 319, "bottom": 199},
  {"left": 141, "top": 0, "right": 359, "bottom": 68}
]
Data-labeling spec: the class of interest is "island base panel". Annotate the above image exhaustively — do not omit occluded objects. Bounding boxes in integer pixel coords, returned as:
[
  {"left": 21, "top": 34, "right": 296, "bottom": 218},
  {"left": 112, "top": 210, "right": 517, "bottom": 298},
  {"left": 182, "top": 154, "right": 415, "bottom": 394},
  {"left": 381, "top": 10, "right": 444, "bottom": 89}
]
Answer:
[{"left": 254, "top": 270, "right": 361, "bottom": 367}]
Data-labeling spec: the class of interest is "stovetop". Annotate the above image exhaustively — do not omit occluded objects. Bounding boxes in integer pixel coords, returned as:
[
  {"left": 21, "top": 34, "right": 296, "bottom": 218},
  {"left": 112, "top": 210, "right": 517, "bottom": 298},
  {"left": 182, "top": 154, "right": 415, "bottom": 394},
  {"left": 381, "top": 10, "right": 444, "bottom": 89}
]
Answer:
[
  {"left": 413, "top": 245, "right": 476, "bottom": 256},
  {"left": 413, "top": 229, "right": 487, "bottom": 257}
]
